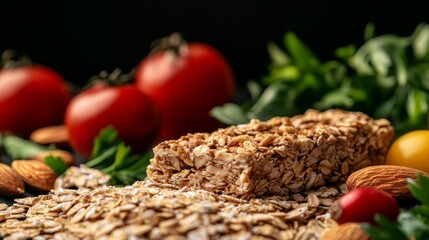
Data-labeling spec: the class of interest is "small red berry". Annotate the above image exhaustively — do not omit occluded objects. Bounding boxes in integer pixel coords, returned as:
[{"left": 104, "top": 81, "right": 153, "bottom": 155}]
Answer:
[{"left": 329, "top": 187, "right": 400, "bottom": 225}]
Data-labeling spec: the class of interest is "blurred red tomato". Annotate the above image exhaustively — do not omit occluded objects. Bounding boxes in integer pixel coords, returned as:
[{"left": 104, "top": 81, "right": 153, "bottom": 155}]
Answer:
[
  {"left": 65, "top": 84, "right": 160, "bottom": 158},
  {"left": 135, "top": 37, "right": 235, "bottom": 141},
  {"left": 0, "top": 65, "right": 72, "bottom": 137}
]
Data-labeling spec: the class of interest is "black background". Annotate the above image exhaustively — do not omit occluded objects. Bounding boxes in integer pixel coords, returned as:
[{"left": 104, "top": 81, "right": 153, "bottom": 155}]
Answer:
[{"left": 1, "top": 1, "right": 429, "bottom": 88}]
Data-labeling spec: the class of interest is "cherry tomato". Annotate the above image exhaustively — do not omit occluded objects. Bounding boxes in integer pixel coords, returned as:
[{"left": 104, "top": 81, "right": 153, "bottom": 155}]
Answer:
[
  {"left": 0, "top": 65, "right": 72, "bottom": 137},
  {"left": 65, "top": 84, "right": 161, "bottom": 158},
  {"left": 386, "top": 130, "right": 429, "bottom": 174},
  {"left": 135, "top": 36, "right": 235, "bottom": 141},
  {"left": 329, "top": 187, "right": 399, "bottom": 225}
]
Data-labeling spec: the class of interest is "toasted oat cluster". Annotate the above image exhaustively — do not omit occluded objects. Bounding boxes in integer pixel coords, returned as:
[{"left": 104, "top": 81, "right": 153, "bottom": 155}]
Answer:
[
  {"left": 0, "top": 180, "right": 343, "bottom": 239},
  {"left": 147, "top": 109, "right": 394, "bottom": 199},
  {"left": 54, "top": 165, "right": 110, "bottom": 190}
]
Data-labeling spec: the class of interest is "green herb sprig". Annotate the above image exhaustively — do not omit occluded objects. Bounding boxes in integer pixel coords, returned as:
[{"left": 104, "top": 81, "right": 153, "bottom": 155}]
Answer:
[
  {"left": 0, "top": 134, "right": 49, "bottom": 159},
  {"left": 211, "top": 23, "right": 429, "bottom": 137},
  {"left": 85, "top": 126, "right": 152, "bottom": 186}
]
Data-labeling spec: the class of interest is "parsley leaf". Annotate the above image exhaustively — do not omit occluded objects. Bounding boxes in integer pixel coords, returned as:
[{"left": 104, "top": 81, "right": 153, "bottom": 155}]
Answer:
[
  {"left": 408, "top": 173, "right": 429, "bottom": 205},
  {"left": 85, "top": 126, "right": 152, "bottom": 186},
  {"left": 362, "top": 215, "right": 408, "bottom": 240},
  {"left": 44, "top": 155, "right": 68, "bottom": 176}
]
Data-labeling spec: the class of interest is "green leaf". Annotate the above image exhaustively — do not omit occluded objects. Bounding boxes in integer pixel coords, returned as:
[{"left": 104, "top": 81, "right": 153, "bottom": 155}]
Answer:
[
  {"left": 407, "top": 173, "right": 429, "bottom": 205},
  {"left": 412, "top": 24, "right": 429, "bottom": 59},
  {"left": 413, "top": 205, "right": 429, "bottom": 219},
  {"left": 44, "top": 155, "right": 68, "bottom": 176},
  {"left": 392, "top": 50, "right": 408, "bottom": 86},
  {"left": 112, "top": 144, "right": 147, "bottom": 172},
  {"left": 108, "top": 153, "right": 152, "bottom": 186},
  {"left": 315, "top": 91, "right": 354, "bottom": 109},
  {"left": 349, "top": 88, "right": 369, "bottom": 102},
  {"left": 246, "top": 80, "right": 262, "bottom": 102},
  {"left": 85, "top": 145, "right": 117, "bottom": 169},
  {"left": 295, "top": 73, "right": 320, "bottom": 92},
  {"left": 122, "top": 153, "right": 152, "bottom": 175},
  {"left": 84, "top": 126, "right": 154, "bottom": 186},
  {"left": 284, "top": 32, "right": 320, "bottom": 70},
  {"left": 248, "top": 82, "right": 293, "bottom": 120},
  {"left": 364, "top": 23, "right": 376, "bottom": 41},
  {"left": 267, "top": 42, "right": 290, "bottom": 66},
  {"left": 90, "top": 125, "right": 119, "bottom": 159},
  {"left": 335, "top": 45, "right": 357, "bottom": 61},
  {"left": 362, "top": 215, "right": 408, "bottom": 240},
  {"left": 376, "top": 76, "right": 397, "bottom": 89},
  {"left": 265, "top": 65, "right": 300, "bottom": 84},
  {"left": 350, "top": 35, "right": 409, "bottom": 76},
  {"left": 370, "top": 50, "right": 392, "bottom": 76},
  {"left": 374, "top": 97, "right": 397, "bottom": 119},
  {"left": 314, "top": 80, "right": 354, "bottom": 109},
  {"left": 406, "top": 88, "right": 428, "bottom": 125},
  {"left": 210, "top": 103, "right": 250, "bottom": 125},
  {"left": 0, "top": 135, "right": 48, "bottom": 159},
  {"left": 113, "top": 143, "right": 132, "bottom": 170},
  {"left": 398, "top": 210, "right": 429, "bottom": 238}
]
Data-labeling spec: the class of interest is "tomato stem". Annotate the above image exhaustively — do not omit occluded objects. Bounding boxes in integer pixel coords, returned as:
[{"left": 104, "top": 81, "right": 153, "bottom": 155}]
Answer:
[
  {"left": 86, "top": 68, "right": 135, "bottom": 89},
  {"left": 0, "top": 49, "right": 32, "bottom": 69},
  {"left": 150, "top": 32, "right": 189, "bottom": 57}
]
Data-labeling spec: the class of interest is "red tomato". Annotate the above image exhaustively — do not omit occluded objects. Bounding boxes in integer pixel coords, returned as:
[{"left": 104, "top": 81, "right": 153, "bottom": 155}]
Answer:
[
  {"left": 0, "top": 65, "right": 72, "bottom": 137},
  {"left": 65, "top": 84, "right": 161, "bottom": 158},
  {"left": 135, "top": 41, "right": 235, "bottom": 141},
  {"left": 329, "top": 187, "right": 399, "bottom": 225}
]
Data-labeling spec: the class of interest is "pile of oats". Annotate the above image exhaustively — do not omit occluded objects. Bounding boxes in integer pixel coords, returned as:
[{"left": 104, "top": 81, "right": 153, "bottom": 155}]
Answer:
[
  {"left": 0, "top": 180, "right": 344, "bottom": 239},
  {"left": 148, "top": 109, "right": 393, "bottom": 199},
  {"left": 54, "top": 165, "right": 110, "bottom": 190},
  {"left": 0, "top": 109, "right": 394, "bottom": 239}
]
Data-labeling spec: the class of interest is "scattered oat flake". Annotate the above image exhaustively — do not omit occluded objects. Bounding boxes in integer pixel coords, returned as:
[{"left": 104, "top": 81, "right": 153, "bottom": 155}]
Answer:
[{"left": 0, "top": 178, "right": 344, "bottom": 239}]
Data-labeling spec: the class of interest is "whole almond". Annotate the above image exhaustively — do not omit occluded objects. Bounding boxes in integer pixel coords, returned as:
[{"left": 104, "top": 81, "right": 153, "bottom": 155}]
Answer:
[
  {"left": 12, "top": 160, "right": 57, "bottom": 192},
  {"left": 0, "top": 163, "right": 25, "bottom": 196},
  {"left": 347, "top": 165, "right": 427, "bottom": 199},
  {"left": 30, "top": 125, "right": 69, "bottom": 146},
  {"left": 34, "top": 149, "right": 75, "bottom": 166},
  {"left": 321, "top": 223, "right": 370, "bottom": 240}
]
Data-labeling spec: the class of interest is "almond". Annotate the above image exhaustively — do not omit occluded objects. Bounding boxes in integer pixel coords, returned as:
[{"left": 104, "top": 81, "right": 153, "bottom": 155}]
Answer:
[
  {"left": 30, "top": 125, "right": 69, "bottom": 146},
  {"left": 12, "top": 160, "right": 57, "bottom": 192},
  {"left": 346, "top": 165, "right": 427, "bottom": 199},
  {"left": 0, "top": 163, "right": 25, "bottom": 196},
  {"left": 321, "top": 222, "right": 370, "bottom": 240},
  {"left": 34, "top": 149, "right": 75, "bottom": 166}
]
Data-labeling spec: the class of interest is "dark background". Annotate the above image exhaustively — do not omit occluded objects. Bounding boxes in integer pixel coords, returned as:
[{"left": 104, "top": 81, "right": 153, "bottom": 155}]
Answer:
[{"left": 1, "top": 1, "right": 429, "bottom": 88}]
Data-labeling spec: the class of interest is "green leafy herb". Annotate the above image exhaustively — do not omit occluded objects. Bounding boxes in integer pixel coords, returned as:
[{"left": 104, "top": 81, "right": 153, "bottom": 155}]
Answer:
[
  {"left": 407, "top": 173, "right": 429, "bottom": 205},
  {"left": 362, "top": 173, "right": 429, "bottom": 240},
  {"left": 212, "top": 23, "right": 429, "bottom": 137},
  {"left": 361, "top": 215, "right": 408, "bottom": 240},
  {"left": 0, "top": 134, "right": 48, "bottom": 159},
  {"left": 44, "top": 155, "right": 68, "bottom": 176},
  {"left": 85, "top": 126, "right": 152, "bottom": 186}
]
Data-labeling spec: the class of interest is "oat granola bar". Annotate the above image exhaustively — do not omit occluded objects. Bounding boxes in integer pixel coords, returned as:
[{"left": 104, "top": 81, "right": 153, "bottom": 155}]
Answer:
[{"left": 147, "top": 109, "right": 394, "bottom": 199}]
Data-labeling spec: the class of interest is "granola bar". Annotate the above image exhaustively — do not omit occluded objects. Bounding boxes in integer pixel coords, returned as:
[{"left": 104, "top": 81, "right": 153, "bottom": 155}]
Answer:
[{"left": 147, "top": 109, "right": 394, "bottom": 199}]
